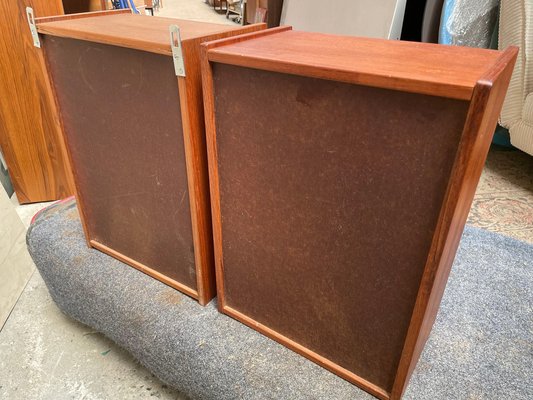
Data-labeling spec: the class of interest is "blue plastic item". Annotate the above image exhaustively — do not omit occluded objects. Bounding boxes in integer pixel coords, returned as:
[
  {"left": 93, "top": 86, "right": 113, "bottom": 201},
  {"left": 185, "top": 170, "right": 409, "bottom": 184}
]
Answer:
[
  {"left": 439, "top": 0, "right": 456, "bottom": 44},
  {"left": 127, "top": 0, "right": 140, "bottom": 14},
  {"left": 114, "top": 0, "right": 139, "bottom": 14},
  {"left": 492, "top": 124, "right": 514, "bottom": 148}
]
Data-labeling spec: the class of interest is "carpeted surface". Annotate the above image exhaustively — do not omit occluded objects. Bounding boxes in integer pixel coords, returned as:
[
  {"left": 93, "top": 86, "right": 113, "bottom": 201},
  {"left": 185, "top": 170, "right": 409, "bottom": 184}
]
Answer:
[{"left": 26, "top": 200, "right": 532, "bottom": 400}]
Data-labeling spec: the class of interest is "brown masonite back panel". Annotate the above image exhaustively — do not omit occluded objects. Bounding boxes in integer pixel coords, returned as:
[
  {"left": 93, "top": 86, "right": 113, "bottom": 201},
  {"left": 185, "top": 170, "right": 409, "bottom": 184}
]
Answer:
[
  {"left": 44, "top": 36, "right": 196, "bottom": 289},
  {"left": 212, "top": 64, "right": 470, "bottom": 391}
]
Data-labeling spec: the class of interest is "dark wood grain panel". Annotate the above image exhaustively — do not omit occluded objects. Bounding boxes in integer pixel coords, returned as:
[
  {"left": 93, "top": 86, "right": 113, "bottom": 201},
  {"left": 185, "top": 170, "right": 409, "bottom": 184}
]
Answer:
[
  {"left": 0, "top": 0, "right": 74, "bottom": 203},
  {"left": 32, "top": 0, "right": 64, "bottom": 15},
  {"left": 44, "top": 37, "right": 197, "bottom": 290},
  {"left": 62, "top": 0, "right": 105, "bottom": 13},
  {"left": 212, "top": 64, "right": 470, "bottom": 392},
  {"left": 266, "top": 0, "right": 284, "bottom": 27}
]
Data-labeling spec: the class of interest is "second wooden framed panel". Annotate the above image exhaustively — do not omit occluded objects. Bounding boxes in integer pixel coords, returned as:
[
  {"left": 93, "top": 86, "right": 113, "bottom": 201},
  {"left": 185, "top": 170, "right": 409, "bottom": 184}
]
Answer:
[{"left": 201, "top": 28, "right": 516, "bottom": 399}]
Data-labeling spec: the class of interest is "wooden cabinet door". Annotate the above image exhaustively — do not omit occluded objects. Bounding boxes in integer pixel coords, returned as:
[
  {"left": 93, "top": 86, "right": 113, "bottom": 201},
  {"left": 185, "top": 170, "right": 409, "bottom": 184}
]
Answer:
[{"left": 0, "top": 0, "right": 74, "bottom": 203}]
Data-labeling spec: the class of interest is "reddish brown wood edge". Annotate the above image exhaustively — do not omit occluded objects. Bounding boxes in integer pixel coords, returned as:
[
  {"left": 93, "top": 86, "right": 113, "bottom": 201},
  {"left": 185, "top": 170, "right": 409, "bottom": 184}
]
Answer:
[
  {"left": 38, "top": 38, "right": 92, "bottom": 247},
  {"left": 179, "top": 24, "right": 266, "bottom": 305},
  {"left": 35, "top": 8, "right": 131, "bottom": 23},
  {"left": 177, "top": 72, "right": 212, "bottom": 304},
  {"left": 390, "top": 46, "right": 518, "bottom": 400},
  {"left": 90, "top": 240, "right": 200, "bottom": 300},
  {"left": 200, "top": 25, "right": 291, "bottom": 53},
  {"left": 203, "top": 29, "right": 499, "bottom": 101},
  {"left": 224, "top": 305, "right": 390, "bottom": 400}
]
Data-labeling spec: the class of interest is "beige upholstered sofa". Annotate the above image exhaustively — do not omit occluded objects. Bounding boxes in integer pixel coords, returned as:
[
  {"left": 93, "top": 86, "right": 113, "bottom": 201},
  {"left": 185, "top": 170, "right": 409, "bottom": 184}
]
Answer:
[{"left": 499, "top": 0, "right": 533, "bottom": 155}]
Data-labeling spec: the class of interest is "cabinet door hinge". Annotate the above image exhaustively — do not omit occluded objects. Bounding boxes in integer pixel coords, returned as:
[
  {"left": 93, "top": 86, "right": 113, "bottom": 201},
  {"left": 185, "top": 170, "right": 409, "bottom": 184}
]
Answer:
[
  {"left": 169, "top": 25, "right": 186, "bottom": 77},
  {"left": 26, "top": 7, "right": 40, "bottom": 48}
]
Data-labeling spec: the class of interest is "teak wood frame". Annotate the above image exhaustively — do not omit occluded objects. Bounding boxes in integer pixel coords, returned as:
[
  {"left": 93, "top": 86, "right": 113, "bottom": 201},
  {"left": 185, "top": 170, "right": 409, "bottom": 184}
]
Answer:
[
  {"left": 200, "top": 27, "right": 518, "bottom": 399},
  {"left": 35, "top": 7, "right": 130, "bottom": 24},
  {"left": 36, "top": 13, "right": 265, "bottom": 305}
]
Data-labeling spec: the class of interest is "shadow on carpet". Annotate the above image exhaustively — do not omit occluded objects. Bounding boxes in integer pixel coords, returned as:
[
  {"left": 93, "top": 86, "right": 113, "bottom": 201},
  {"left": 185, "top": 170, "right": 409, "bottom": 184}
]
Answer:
[{"left": 26, "top": 199, "right": 532, "bottom": 400}]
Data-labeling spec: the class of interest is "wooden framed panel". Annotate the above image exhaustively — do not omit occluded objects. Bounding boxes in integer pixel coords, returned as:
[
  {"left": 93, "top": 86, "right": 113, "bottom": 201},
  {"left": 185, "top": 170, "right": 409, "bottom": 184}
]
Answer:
[
  {"left": 37, "top": 14, "right": 265, "bottom": 304},
  {"left": 201, "top": 28, "right": 517, "bottom": 398}
]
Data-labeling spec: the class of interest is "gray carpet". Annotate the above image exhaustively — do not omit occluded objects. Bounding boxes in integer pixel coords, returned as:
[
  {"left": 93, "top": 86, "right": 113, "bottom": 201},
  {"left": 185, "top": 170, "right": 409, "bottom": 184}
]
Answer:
[{"left": 26, "top": 199, "right": 532, "bottom": 400}]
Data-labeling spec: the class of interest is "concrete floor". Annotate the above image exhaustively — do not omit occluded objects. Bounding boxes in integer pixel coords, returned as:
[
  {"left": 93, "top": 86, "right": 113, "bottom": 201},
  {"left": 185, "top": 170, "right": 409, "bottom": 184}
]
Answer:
[
  {"left": 0, "top": 1, "right": 532, "bottom": 399},
  {"left": 0, "top": 272, "right": 185, "bottom": 400}
]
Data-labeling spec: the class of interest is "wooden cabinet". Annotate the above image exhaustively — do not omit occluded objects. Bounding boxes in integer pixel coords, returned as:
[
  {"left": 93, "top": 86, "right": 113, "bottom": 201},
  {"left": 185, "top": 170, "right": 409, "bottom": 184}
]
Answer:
[
  {"left": 0, "top": 0, "right": 74, "bottom": 203},
  {"left": 0, "top": 1, "right": 143, "bottom": 204},
  {"left": 245, "top": 0, "right": 283, "bottom": 27},
  {"left": 37, "top": 13, "right": 264, "bottom": 304},
  {"left": 201, "top": 27, "right": 517, "bottom": 398}
]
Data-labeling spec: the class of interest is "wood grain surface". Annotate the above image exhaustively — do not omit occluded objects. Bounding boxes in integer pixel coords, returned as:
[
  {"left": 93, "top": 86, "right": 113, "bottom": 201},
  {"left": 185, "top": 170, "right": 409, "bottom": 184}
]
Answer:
[
  {"left": 62, "top": 0, "right": 104, "bottom": 14},
  {"left": 37, "top": 13, "right": 264, "bottom": 56},
  {"left": 207, "top": 29, "right": 504, "bottom": 100},
  {"left": 35, "top": 8, "right": 131, "bottom": 24},
  {"left": 0, "top": 0, "right": 74, "bottom": 203},
  {"left": 31, "top": 0, "right": 64, "bottom": 16}
]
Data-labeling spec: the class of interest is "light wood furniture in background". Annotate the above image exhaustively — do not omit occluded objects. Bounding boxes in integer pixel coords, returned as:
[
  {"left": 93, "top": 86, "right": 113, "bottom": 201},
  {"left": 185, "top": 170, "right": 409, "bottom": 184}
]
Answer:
[
  {"left": 0, "top": 0, "right": 152, "bottom": 204},
  {"left": 36, "top": 13, "right": 264, "bottom": 305},
  {"left": 62, "top": 0, "right": 106, "bottom": 13},
  {"left": 245, "top": 0, "right": 283, "bottom": 27},
  {"left": 0, "top": 0, "right": 74, "bottom": 203},
  {"left": 201, "top": 27, "right": 517, "bottom": 399},
  {"left": 213, "top": 0, "right": 227, "bottom": 12}
]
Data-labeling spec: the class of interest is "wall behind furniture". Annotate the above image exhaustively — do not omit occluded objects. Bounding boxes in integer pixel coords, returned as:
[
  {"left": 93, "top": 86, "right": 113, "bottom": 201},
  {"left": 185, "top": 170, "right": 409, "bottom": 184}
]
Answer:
[
  {"left": 280, "top": 0, "right": 406, "bottom": 39},
  {"left": 0, "top": 185, "right": 35, "bottom": 329}
]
